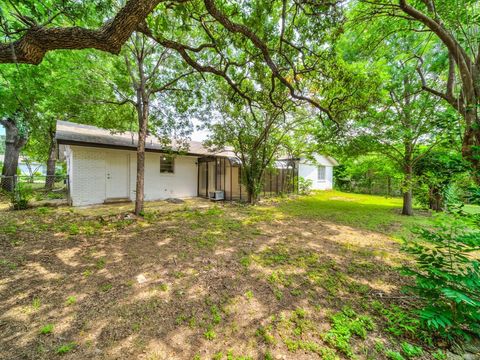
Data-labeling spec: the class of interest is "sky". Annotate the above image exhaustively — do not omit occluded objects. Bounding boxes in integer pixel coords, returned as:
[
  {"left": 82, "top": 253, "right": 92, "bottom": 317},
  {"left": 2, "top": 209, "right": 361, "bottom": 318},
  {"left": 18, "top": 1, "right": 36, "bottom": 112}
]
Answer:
[{"left": 0, "top": 125, "right": 4, "bottom": 136}]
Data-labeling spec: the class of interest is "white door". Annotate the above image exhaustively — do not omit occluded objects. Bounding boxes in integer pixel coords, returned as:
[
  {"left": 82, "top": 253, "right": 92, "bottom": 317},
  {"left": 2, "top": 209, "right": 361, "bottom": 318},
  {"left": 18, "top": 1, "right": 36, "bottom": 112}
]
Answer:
[{"left": 106, "top": 153, "right": 129, "bottom": 199}]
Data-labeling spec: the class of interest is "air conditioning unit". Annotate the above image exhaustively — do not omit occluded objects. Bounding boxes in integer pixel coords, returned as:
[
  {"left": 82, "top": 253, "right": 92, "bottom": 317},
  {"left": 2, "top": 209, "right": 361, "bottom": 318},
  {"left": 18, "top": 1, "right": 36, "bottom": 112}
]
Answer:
[{"left": 209, "top": 190, "right": 225, "bottom": 201}]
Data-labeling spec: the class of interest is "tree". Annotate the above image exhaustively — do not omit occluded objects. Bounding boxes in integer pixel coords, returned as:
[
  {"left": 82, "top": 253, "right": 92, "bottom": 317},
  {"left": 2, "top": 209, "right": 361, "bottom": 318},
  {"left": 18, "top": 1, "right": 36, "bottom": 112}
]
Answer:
[
  {"left": 358, "top": 0, "right": 480, "bottom": 182},
  {"left": 0, "top": 117, "right": 27, "bottom": 191},
  {"left": 414, "top": 150, "right": 468, "bottom": 211},
  {"left": 95, "top": 33, "right": 195, "bottom": 215},
  {"left": 206, "top": 98, "right": 300, "bottom": 204},
  {"left": 0, "top": 0, "right": 162, "bottom": 64}
]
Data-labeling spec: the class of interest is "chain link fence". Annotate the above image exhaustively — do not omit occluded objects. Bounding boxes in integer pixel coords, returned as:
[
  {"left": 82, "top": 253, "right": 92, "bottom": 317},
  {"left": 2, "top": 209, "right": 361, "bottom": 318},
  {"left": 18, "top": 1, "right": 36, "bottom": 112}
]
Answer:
[{"left": 0, "top": 174, "right": 70, "bottom": 206}]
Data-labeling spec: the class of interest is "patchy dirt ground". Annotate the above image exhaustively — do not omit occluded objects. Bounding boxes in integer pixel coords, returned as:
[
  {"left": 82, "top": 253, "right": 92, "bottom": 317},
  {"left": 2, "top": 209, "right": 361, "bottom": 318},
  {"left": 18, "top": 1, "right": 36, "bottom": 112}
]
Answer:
[{"left": 0, "top": 197, "right": 439, "bottom": 359}]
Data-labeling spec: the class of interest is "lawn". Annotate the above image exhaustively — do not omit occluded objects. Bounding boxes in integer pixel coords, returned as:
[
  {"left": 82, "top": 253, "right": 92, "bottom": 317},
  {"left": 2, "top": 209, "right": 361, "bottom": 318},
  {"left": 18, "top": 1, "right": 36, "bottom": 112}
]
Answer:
[{"left": 0, "top": 191, "right": 445, "bottom": 359}]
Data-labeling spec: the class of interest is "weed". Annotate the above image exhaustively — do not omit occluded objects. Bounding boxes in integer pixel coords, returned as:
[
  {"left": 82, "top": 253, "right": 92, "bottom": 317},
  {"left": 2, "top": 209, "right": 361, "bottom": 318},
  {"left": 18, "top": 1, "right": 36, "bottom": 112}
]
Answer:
[
  {"left": 0, "top": 259, "right": 17, "bottom": 270},
  {"left": 210, "top": 305, "right": 222, "bottom": 325},
  {"left": 245, "top": 290, "right": 254, "bottom": 300},
  {"left": 95, "top": 257, "right": 106, "bottom": 269},
  {"left": 432, "top": 350, "right": 447, "bottom": 360},
  {"left": 373, "top": 302, "right": 421, "bottom": 338},
  {"left": 212, "top": 352, "right": 223, "bottom": 360},
  {"left": 323, "top": 307, "right": 374, "bottom": 358},
  {"left": 68, "top": 224, "right": 79, "bottom": 235},
  {"left": 226, "top": 350, "right": 253, "bottom": 360},
  {"left": 39, "top": 324, "right": 54, "bottom": 335},
  {"left": 32, "top": 297, "right": 41, "bottom": 310},
  {"left": 401, "top": 342, "right": 423, "bottom": 358},
  {"left": 100, "top": 283, "right": 112, "bottom": 292},
  {"left": 240, "top": 256, "right": 251, "bottom": 268},
  {"left": 65, "top": 296, "right": 77, "bottom": 306},
  {"left": 283, "top": 339, "right": 338, "bottom": 359},
  {"left": 385, "top": 350, "right": 405, "bottom": 360},
  {"left": 56, "top": 342, "right": 76, "bottom": 355},
  {"left": 374, "top": 339, "right": 385, "bottom": 353},
  {"left": 273, "top": 288, "right": 283, "bottom": 300},
  {"left": 256, "top": 325, "right": 275, "bottom": 344},
  {"left": 204, "top": 328, "right": 216, "bottom": 340},
  {"left": 82, "top": 269, "right": 93, "bottom": 277},
  {"left": 157, "top": 283, "right": 168, "bottom": 291},
  {"left": 36, "top": 207, "right": 50, "bottom": 215}
]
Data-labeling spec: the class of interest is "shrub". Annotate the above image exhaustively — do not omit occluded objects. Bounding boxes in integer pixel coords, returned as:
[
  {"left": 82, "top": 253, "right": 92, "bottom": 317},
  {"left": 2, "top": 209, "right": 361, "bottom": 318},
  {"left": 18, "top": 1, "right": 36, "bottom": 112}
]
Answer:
[
  {"left": 298, "top": 177, "right": 313, "bottom": 195},
  {"left": 11, "top": 182, "right": 33, "bottom": 210},
  {"left": 402, "top": 218, "right": 480, "bottom": 340}
]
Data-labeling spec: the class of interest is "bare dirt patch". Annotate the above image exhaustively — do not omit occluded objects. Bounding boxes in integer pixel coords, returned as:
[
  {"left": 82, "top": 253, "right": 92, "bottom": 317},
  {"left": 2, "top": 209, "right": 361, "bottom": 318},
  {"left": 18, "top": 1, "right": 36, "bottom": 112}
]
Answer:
[{"left": 0, "top": 199, "right": 433, "bottom": 359}]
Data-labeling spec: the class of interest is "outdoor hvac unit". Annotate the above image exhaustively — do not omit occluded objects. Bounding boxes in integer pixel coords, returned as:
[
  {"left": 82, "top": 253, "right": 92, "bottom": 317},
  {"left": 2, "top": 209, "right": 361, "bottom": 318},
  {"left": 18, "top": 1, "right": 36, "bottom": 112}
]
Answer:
[{"left": 209, "top": 190, "right": 225, "bottom": 201}]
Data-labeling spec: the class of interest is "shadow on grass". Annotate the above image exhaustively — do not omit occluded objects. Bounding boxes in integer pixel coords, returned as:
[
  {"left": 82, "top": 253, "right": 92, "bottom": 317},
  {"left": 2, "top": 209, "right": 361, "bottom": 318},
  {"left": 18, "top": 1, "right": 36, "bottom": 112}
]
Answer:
[{"left": 0, "top": 196, "right": 427, "bottom": 359}]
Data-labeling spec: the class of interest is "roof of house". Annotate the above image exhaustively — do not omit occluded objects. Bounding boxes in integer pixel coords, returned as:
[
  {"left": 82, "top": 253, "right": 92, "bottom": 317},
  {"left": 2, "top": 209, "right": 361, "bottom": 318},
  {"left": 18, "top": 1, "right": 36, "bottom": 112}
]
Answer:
[{"left": 55, "top": 120, "right": 233, "bottom": 158}]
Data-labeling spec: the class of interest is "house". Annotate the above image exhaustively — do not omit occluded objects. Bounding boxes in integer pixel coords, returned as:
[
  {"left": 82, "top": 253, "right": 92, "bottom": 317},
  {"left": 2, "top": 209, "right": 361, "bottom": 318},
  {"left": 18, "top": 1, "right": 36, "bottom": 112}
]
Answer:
[
  {"left": 56, "top": 121, "right": 337, "bottom": 206},
  {"left": 0, "top": 154, "right": 48, "bottom": 176}
]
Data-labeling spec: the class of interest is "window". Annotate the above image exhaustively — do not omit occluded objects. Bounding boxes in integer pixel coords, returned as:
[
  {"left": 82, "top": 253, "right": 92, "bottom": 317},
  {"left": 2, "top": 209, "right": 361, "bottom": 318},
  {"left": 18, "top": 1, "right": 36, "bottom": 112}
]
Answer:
[
  {"left": 317, "top": 166, "right": 326, "bottom": 181},
  {"left": 160, "top": 155, "right": 174, "bottom": 174}
]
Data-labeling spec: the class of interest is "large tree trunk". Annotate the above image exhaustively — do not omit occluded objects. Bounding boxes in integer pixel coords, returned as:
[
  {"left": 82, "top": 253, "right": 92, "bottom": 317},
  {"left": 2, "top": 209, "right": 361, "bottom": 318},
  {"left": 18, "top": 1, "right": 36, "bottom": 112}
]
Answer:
[
  {"left": 402, "top": 187, "right": 413, "bottom": 216},
  {"left": 401, "top": 155, "right": 414, "bottom": 216},
  {"left": 461, "top": 112, "right": 480, "bottom": 184},
  {"left": 429, "top": 187, "right": 443, "bottom": 212},
  {"left": 45, "top": 127, "right": 57, "bottom": 191},
  {"left": 1, "top": 118, "right": 27, "bottom": 192},
  {"left": 134, "top": 98, "right": 149, "bottom": 216}
]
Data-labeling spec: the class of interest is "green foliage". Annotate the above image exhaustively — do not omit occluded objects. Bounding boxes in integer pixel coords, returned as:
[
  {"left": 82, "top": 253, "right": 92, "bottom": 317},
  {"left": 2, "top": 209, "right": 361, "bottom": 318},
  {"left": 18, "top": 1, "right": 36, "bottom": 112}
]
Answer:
[
  {"left": 298, "top": 177, "right": 313, "bottom": 195},
  {"left": 385, "top": 350, "right": 405, "bottom": 360},
  {"left": 11, "top": 182, "right": 33, "bottom": 210},
  {"left": 39, "top": 324, "right": 54, "bottom": 335},
  {"left": 323, "top": 307, "right": 374, "bottom": 358},
  {"left": 400, "top": 342, "right": 423, "bottom": 358},
  {"left": 203, "top": 327, "right": 216, "bottom": 340},
  {"left": 402, "top": 218, "right": 480, "bottom": 339},
  {"left": 65, "top": 296, "right": 77, "bottom": 306},
  {"left": 414, "top": 150, "right": 468, "bottom": 211},
  {"left": 56, "top": 342, "right": 76, "bottom": 355}
]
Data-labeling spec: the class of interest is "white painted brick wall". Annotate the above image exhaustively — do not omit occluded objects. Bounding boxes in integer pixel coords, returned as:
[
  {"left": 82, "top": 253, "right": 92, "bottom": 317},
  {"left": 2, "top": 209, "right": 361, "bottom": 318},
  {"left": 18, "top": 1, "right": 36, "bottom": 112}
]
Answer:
[
  {"left": 298, "top": 154, "right": 334, "bottom": 191},
  {"left": 68, "top": 146, "right": 198, "bottom": 206},
  {"left": 70, "top": 146, "right": 106, "bottom": 206}
]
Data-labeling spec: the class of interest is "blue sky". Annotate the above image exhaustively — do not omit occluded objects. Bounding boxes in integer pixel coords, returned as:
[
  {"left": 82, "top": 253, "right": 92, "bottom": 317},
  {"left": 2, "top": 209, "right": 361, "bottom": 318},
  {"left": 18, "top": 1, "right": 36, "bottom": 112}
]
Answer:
[{"left": 0, "top": 125, "right": 4, "bottom": 136}]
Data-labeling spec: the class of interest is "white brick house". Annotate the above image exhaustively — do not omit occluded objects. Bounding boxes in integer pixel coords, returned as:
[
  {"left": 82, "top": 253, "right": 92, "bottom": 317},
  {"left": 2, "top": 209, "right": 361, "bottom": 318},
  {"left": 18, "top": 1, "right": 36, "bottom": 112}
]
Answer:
[{"left": 56, "top": 121, "right": 337, "bottom": 206}]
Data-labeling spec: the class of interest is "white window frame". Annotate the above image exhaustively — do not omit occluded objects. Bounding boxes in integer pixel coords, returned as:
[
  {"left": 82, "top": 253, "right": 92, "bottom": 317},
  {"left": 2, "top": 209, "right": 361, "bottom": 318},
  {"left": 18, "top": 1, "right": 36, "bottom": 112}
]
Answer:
[
  {"left": 317, "top": 165, "right": 326, "bottom": 182},
  {"left": 160, "top": 155, "right": 175, "bottom": 174}
]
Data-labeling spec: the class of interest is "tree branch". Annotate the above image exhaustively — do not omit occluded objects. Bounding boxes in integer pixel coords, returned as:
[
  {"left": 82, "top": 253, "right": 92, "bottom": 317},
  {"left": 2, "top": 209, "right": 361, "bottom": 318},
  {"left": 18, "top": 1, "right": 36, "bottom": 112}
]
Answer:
[{"left": 0, "top": 0, "right": 164, "bottom": 64}]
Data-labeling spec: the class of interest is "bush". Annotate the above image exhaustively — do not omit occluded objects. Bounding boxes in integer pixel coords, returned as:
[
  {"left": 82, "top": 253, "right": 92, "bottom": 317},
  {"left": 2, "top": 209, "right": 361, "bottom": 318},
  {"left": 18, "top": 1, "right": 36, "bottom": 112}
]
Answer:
[
  {"left": 402, "top": 217, "right": 480, "bottom": 340},
  {"left": 298, "top": 177, "right": 313, "bottom": 195},
  {"left": 11, "top": 182, "right": 34, "bottom": 210}
]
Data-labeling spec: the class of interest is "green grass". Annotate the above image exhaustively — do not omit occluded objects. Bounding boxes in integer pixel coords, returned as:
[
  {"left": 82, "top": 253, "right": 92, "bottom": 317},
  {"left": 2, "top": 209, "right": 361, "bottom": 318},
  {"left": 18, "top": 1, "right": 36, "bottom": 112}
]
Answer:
[{"left": 275, "top": 191, "right": 434, "bottom": 238}]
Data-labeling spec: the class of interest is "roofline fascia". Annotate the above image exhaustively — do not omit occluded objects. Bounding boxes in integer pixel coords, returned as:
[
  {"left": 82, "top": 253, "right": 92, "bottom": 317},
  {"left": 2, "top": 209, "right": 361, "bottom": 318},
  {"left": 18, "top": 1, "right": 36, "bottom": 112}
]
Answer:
[{"left": 56, "top": 139, "right": 229, "bottom": 158}]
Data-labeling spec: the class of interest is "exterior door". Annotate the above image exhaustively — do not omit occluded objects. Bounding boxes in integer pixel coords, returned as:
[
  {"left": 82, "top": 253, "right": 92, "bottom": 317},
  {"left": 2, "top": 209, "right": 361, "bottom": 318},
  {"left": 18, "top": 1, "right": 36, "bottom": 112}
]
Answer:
[{"left": 106, "top": 153, "right": 129, "bottom": 199}]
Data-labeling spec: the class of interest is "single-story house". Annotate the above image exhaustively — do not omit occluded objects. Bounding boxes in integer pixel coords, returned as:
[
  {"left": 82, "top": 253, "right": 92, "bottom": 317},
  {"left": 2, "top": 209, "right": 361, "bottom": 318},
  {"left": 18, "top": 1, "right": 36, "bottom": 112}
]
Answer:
[
  {"left": 0, "top": 154, "right": 47, "bottom": 176},
  {"left": 56, "top": 121, "right": 337, "bottom": 206}
]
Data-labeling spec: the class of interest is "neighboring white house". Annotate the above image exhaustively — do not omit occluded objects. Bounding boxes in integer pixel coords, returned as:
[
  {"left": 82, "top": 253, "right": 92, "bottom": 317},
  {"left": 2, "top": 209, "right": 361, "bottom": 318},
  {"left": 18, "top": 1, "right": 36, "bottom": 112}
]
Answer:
[
  {"left": 298, "top": 154, "right": 338, "bottom": 191},
  {"left": 0, "top": 154, "right": 47, "bottom": 176},
  {"left": 56, "top": 121, "right": 337, "bottom": 206}
]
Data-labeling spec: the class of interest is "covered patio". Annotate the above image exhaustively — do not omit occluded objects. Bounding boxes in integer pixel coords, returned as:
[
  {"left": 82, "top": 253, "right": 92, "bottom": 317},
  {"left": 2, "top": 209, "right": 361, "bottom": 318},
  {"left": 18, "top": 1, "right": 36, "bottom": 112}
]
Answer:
[{"left": 197, "top": 156, "right": 299, "bottom": 201}]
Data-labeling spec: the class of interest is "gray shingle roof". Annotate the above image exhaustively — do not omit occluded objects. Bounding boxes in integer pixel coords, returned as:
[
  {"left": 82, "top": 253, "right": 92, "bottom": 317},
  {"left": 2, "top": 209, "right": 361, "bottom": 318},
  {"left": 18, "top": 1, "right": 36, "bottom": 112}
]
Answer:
[{"left": 55, "top": 120, "right": 233, "bottom": 157}]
